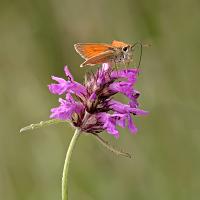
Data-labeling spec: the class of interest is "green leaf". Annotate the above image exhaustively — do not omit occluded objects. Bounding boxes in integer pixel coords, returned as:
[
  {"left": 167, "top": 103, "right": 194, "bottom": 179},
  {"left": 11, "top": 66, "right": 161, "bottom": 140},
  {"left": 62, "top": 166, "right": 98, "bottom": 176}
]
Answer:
[
  {"left": 20, "top": 119, "right": 68, "bottom": 133},
  {"left": 93, "top": 133, "right": 132, "bottom": 158}
]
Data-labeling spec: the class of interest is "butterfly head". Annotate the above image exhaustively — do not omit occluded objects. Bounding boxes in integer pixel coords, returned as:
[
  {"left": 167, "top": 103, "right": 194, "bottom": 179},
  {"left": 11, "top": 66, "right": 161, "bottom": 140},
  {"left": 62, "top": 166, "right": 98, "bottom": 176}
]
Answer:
[{"left": 121, "top": 45, "right": 134, "bottom": 62}]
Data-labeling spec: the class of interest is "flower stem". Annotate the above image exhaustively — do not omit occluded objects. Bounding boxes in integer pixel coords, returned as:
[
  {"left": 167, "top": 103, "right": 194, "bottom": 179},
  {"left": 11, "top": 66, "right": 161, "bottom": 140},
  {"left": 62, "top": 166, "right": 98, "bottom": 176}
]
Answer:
[{"left": 62, "top": 128, "right": 81, "bottom": 200}]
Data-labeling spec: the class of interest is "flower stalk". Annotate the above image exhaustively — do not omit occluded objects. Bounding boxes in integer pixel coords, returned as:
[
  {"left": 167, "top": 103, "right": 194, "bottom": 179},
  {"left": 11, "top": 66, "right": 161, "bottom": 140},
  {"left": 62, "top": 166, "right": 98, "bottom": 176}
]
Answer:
[{"left": 62, "top": 128, "right": 81, "bottom": 200}]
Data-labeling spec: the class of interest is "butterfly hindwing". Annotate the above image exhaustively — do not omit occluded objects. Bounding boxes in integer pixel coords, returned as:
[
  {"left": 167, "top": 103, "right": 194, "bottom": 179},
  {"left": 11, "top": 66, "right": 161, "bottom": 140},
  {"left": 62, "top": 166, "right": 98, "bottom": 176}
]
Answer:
[
  {"left": 80, "top": 50, "right": 115, "bottom": 67},
  {"left": 111, "top": 40, "right": 129, "bottom": 48}
]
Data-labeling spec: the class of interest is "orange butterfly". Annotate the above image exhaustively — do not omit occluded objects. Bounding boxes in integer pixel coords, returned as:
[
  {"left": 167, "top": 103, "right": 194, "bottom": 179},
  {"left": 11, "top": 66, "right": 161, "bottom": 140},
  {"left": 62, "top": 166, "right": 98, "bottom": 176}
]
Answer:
[{"left": 74, "top": 40, "right": 144, "bottom": 68}]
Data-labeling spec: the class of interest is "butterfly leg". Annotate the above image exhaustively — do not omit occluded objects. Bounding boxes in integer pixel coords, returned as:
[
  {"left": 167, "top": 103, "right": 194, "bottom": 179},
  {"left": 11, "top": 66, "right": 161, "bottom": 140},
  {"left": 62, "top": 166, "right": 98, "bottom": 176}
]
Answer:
[
  {"left": 126, "top": 61, "right": 130, "bottom": 72},
  {"left": 123, "top": 60, "right": 128, "bottom": 73},
  {"left": 114, "top": 61, "right": 118, "bottom": 71},
  {"left": 114, "top": 61, "right": 120, "bottom": 77}
]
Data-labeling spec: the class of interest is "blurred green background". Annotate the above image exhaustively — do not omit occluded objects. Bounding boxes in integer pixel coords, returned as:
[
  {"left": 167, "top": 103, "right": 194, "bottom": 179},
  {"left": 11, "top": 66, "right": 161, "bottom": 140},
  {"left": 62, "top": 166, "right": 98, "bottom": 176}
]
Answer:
[{"left": 1, "top": 0, "right": 200, "bottom": 199}]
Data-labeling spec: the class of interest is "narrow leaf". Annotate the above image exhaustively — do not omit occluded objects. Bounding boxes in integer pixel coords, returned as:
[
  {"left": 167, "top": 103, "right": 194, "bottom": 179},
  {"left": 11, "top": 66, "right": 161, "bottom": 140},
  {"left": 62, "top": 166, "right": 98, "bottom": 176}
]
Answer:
[
  {"left": 93, "top": 133, "right": 132, "bottom": 158},
  {"left": 20, "top": 119, "right": 67, "bottom": 133}
]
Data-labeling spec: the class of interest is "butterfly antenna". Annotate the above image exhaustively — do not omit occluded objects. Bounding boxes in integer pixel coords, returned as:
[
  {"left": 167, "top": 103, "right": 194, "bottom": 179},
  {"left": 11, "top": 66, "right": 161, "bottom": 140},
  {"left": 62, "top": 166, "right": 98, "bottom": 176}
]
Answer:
[{"left": 131, "top": 42, "right": 143, "bottom": 72}]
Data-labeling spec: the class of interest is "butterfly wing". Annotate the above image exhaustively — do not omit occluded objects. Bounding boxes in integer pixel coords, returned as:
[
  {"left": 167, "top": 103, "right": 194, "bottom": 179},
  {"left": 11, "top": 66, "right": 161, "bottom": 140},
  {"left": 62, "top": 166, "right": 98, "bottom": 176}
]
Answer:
[
  {"left": 74, "top": 43, "right": 113, "bottom": 60},
  {"left": 80, "top": 50, "right": 115, "bottom": 67}
]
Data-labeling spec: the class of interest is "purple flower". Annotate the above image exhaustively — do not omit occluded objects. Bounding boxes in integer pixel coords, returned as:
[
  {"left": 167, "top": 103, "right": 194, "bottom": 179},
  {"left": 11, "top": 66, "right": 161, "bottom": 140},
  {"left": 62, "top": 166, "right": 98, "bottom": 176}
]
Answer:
[{"left": 48, "top": 64, "right": 148, "bottom": 138}]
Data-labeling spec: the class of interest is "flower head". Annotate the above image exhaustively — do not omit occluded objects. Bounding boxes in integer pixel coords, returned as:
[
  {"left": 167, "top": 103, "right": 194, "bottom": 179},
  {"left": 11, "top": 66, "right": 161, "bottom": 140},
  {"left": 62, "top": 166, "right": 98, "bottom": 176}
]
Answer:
[{"left": 48, "top": 64, "right": 148, "bottom": 138}]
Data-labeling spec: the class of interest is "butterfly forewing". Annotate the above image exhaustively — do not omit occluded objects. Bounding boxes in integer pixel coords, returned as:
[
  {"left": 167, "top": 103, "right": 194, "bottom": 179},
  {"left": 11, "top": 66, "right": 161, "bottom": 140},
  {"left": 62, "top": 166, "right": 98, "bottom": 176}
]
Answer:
[{"left": 74, "top": 43, "right": 113, "bottom": 60}]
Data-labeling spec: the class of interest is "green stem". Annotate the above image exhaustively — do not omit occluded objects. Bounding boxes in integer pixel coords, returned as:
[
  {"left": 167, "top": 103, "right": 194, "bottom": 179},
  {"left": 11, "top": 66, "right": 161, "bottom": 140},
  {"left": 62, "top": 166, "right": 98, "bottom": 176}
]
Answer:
[{"left": 62, "top": 128, "right": 81, "bottom": 200}]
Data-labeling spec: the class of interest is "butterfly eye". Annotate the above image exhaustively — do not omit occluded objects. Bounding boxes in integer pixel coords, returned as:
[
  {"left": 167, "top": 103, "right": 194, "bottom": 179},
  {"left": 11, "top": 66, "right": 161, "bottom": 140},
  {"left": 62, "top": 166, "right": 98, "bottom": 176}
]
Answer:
[{"left": 122, "top": 46, "right": 128, "bottom": 52}]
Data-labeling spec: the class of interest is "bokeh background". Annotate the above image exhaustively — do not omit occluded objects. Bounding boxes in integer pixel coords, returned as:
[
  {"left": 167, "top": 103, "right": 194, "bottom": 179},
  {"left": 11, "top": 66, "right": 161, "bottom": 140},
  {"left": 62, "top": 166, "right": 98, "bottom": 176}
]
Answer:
[{"left": 1, "top": 0, "right": 200, "bottom": 199}]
